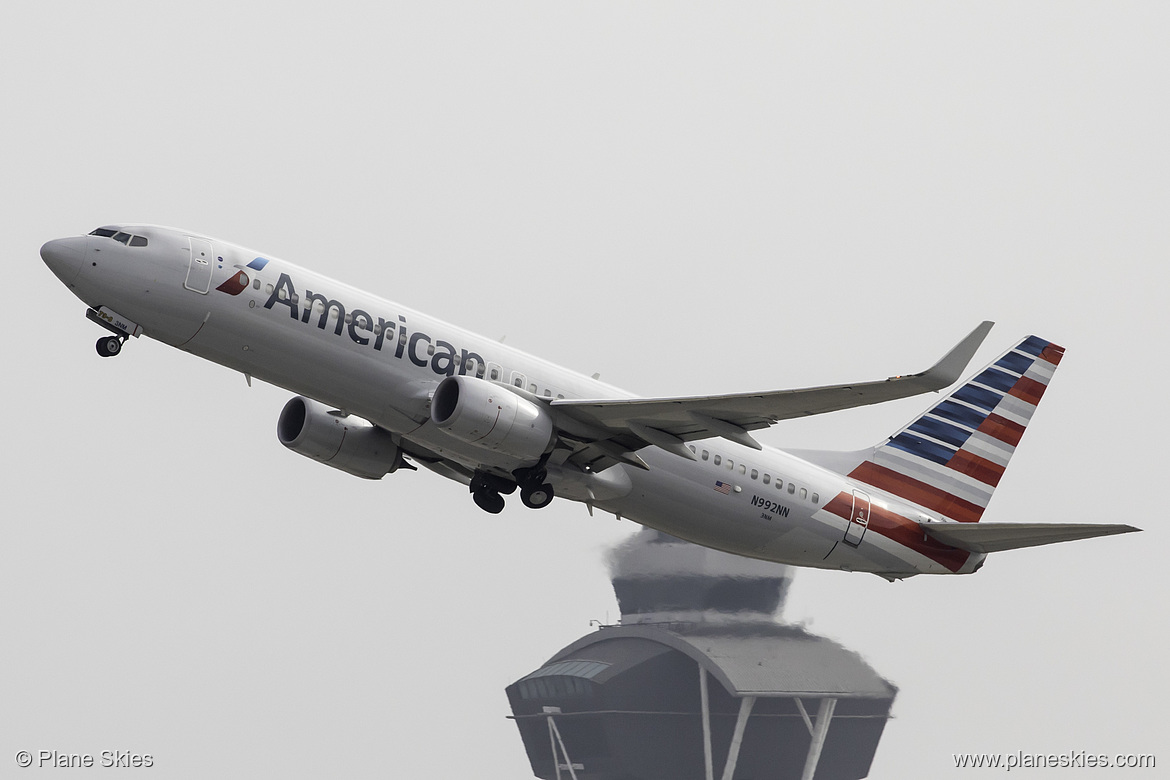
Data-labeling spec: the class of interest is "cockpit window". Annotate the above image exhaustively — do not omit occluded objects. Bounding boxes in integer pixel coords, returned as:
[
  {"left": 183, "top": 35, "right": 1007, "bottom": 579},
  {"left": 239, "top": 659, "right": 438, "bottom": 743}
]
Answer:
[{"left": 89, "top": 227, "right": 148, "bottom": 247}]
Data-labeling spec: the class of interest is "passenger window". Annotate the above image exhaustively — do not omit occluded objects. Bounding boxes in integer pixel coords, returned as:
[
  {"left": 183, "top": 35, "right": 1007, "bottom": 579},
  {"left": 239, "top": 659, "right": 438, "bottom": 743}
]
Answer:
[
  {"left": 128, "top": 235, "right": 148, "bottom": 247},
  {"left": 252, "top": 279, "right": 261, "bottom": 290},
  {"left": 776, "top": 480, "right": 783, "bottom": 490},
  {"left": 811, "top": 493, "right": 819, "bottom": 504},
  {"left": 702, "top": 450, "right": 709, "bottom": 461},
  {"left": 427, "top": 344, "right": 435, "bottom": 356},
  {"left": 529, "top": 383, "right": 537, "bottom": 393},
  {"left": 788, "top": 483, "right": 796, "bottom": 495},
  {"left": 713, "top": 455, "right": 721, "bottom": 466},
  {"left": 514, "top": 378, "right": 523, "bottom": 388},
  {"left": 373, "top": 324, "right": 382, "bottom": 335},
  {"left": 750, "top": 469, "right": 758, "bottom": 480},
  {"left": 739, "top": 464, "right": 746, "bottom": 475},
  {"left": 490, "top": 368, "right": 500, "bottom": 380},
  {"left": 688, "top": 445, "right": 696, "bottom": 454},
  {"left": 763, "top": 474, "right": 770, "bottom": 484},
  {"left": 726, "top": 459, "right": 734, "bottom": 470},
  {"left": 113, "top": 232, "right": 131, "bottom": 244},
  {"left": 799, "top": 488, "right": 807, "bottom": 500},
  {"left": 344, "top": 313, "right": 353, "bottom": 325},
  {"left": 266, "top": 284, "right": 275, "bottom": 295}
]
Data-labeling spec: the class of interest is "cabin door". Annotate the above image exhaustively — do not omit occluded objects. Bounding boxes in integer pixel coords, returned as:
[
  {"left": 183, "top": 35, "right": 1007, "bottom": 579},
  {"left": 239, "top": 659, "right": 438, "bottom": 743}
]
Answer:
[
  {"left": 184, "top": 237, "right": 215, "bottom": 294},
  {"left": 843, "top": 489, "right": 870, "bottom": 546}
]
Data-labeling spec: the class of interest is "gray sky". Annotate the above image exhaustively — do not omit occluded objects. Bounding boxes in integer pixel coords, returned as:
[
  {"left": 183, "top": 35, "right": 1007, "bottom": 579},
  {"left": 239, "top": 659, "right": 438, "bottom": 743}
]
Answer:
[{"left": 4, "top": 2, "right": 1167, "bottom": 776}]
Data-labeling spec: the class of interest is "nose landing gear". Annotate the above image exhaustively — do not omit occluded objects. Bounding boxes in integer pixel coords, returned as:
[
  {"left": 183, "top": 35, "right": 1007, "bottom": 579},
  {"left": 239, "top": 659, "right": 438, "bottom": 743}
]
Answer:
[
  {"left": 95, "top": 335, "right": 124, "bottom": 358},
  {"left": 86, "top": 306, "right": 138, "bottom": 357}
]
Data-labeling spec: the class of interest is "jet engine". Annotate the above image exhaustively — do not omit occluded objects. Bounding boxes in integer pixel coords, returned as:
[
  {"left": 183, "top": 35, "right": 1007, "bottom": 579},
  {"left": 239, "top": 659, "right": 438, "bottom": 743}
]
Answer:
[
  {"left": 430, "top": 375, "right": 555, "bottom": 463},
  {"left": 277, "top": 396, "right": 406, "bottom": 479}
]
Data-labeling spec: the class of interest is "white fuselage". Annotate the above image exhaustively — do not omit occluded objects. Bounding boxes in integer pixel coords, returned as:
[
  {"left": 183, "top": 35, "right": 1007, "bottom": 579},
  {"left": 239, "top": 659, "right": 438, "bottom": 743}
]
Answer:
[{"left": 42, "top": 225, "right": 984, "bottom": 578}]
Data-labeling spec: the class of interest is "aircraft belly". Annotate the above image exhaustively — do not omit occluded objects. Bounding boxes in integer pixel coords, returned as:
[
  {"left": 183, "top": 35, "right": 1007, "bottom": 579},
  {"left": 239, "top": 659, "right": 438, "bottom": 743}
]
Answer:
[
  {"left": 594, "top": 448, "right": 948, "bottom": 573},
  {"left": 817, "top": 535, "right": 918, "bottom": 574},
  {"left": 66, "top": 247, "right": 200, "bottom": 348},
  {"left": 794, "top": 505, "right": 961, "bottom": 575},
  {"left": 401, "top": 425, "right": 545, "bottom": 472},
  {"left": 601, "top": 460, "right": 785, "bottom": 561},
  {"left": 751, "top": 525, "right": 839, "bottom": 567},
  {"left": 175, "top": 294, "right": 430, "bottom": 430}
]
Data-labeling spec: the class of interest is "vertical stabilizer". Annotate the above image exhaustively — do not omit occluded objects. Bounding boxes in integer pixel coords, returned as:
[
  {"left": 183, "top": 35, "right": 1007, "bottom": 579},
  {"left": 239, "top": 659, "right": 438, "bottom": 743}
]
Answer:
[{"left": 848, "top": 335, "right": 1064, "bottom": 523}]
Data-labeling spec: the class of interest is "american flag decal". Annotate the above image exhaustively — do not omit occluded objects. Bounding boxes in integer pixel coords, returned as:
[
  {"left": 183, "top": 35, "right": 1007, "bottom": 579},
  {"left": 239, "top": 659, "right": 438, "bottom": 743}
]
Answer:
[{"left": 713, "top": 481, "right": 732, "bottom": 495}]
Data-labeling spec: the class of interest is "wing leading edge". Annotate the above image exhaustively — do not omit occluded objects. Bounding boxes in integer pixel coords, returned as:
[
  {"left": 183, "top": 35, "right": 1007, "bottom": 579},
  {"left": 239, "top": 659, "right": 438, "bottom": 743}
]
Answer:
[{"left": 549, "top": 321, "right": 994, "bottom": 471}]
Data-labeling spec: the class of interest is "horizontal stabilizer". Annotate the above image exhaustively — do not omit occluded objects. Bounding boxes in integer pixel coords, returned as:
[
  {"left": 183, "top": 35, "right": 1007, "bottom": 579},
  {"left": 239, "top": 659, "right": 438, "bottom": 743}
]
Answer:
[{"left": 920, "top": 522, "right": 1140, "bottom": 554}]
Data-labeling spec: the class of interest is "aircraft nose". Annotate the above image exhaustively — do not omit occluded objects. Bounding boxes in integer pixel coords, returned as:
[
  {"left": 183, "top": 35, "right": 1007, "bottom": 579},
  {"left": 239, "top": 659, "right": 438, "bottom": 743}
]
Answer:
[{"left": 41, "top": 237, "right": 86, "bottom": 285}]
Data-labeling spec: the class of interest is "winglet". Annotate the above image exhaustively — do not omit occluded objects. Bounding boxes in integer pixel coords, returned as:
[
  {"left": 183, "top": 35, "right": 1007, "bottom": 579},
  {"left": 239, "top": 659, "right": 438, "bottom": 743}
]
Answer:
[{"left": 901, "top": 320, "right": 994, "bottom": 391}]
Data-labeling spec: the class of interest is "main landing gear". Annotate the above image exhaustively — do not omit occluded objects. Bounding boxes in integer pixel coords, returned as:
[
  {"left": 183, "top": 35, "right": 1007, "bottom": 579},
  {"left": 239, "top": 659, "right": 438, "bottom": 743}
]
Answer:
[
  {"left": 473, "top": 487, "right": 506, "bottom": 514},
  {"left": 519, "top": 479, "right": 555, "bottom": 509},
  {"left": 470, "top": 472, "right": 514, "bottom": 515},
  {"left": 95, "top": 335, "right": 125, "bottom": 358},
  {"left": 470, "top": 468, "right": 555, "bottom": 514}
]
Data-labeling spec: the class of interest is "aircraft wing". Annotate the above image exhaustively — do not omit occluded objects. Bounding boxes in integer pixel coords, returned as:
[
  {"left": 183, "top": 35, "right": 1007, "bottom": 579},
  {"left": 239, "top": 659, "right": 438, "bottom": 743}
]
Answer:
[
  {"left": 921, "top": 522, "right": 1141, "bottom": 554},
  {"left": 549, "top": 321, "right": 994, "bottom": 471}
]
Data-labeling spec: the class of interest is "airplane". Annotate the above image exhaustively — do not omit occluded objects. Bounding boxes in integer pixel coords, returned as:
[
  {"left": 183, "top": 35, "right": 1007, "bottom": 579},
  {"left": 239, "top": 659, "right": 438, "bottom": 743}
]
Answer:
[{"left": 41, "top": 224, "right": 1139, "bottom": 579}]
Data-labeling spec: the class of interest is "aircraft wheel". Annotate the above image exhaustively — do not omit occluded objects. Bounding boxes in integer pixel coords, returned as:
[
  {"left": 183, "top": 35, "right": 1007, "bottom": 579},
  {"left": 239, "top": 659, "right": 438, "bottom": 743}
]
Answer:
[
  {"left": 492, "top": 477, "right": 517, "bottom": 496},
  {"left": 520, "top": 483, "right": 555, "bottom": 509},
  {"left": 472, "top": 471, "right": 516, "bottom": 496},
  {"left": 473, "top": 488, "right": 505, "bottom": 514},
  {"left": 96, "top": 336, "right": 122, "bottom": 357}
]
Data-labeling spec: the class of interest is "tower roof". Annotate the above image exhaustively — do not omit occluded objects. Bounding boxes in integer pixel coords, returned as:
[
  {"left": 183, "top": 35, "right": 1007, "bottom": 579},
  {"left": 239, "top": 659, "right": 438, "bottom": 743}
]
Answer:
[{"left": 547, "top": 623, "right": 896, "bottom": 699}]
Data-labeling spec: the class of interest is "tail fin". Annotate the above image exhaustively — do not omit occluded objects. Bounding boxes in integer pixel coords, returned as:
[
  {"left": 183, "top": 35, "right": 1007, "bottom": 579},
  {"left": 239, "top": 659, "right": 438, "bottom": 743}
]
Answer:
[{"left": 847, "top": 335, "right": 1064, "bottom": 523}]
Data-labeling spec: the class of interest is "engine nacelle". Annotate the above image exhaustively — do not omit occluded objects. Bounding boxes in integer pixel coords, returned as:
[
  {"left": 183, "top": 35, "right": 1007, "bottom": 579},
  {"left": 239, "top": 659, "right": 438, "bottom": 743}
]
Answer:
[
  {"left": 430, "top": 375, "right": 555, "bottom": 463},
  {"left": 277, "top": 396, "right": 405, "bottom": 479}
]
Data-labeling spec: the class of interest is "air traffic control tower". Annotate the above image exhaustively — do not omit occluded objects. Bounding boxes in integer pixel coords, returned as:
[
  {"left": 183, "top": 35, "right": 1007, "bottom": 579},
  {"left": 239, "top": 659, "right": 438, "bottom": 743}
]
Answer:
[{"left": 506, "top": 530, "right": 897, "bottom": 780}]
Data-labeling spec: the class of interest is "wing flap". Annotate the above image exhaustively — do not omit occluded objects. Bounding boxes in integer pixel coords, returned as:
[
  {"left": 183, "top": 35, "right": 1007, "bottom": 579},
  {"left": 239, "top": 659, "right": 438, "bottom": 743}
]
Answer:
[{"left": 920, "top": 522, "right": 1141, "bottom": 554}]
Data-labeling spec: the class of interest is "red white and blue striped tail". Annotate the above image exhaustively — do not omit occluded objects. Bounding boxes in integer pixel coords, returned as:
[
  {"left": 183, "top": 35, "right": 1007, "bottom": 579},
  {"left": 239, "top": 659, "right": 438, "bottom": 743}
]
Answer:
[{"left": 847, "top": 335, "right": 1064, "bottom": 524}]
